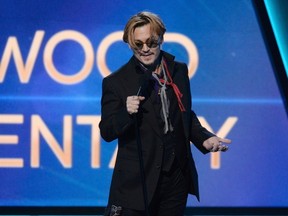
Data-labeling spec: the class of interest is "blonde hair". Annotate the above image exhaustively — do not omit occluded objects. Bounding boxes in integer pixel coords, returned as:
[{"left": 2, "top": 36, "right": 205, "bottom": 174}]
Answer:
[{"left": 123, "top": 11, "right": 166, "bottom": 48}]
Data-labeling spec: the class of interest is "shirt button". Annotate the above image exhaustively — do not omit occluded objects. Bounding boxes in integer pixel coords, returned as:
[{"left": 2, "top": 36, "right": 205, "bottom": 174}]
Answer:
[{"left": 156, "top": 165, "right": 161, "bottom": 169}]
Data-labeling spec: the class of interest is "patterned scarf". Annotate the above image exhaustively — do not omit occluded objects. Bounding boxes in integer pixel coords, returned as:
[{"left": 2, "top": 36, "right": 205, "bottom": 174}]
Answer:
[{"left": 152, "top": 58, "right": 186, "bottom": 133}]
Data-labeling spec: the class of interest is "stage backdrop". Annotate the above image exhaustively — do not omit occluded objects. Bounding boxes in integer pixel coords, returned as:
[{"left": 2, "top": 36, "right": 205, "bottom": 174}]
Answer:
[{"left": 0, "top": 0, "right": 287, "bottom": 207}]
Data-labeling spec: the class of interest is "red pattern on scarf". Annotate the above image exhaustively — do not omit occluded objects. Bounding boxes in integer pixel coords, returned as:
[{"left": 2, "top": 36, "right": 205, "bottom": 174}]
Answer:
[{"left": 159, "top": 60, "right": 186, "bottom": 112}]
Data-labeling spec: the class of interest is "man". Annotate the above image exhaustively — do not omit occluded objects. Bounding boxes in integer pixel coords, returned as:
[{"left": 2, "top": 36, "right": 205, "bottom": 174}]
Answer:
[{"left": 99, "top": 11, "right": 231, "bottom": 216}]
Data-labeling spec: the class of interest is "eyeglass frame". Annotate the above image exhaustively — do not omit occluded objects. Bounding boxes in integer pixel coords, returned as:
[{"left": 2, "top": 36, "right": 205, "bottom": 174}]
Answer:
[{"left": 133, "top": 37, "right": 162, "bottom": 50}]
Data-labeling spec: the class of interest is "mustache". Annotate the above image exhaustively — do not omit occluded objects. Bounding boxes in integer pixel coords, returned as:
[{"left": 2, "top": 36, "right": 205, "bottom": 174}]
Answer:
[{"left": 139, "top": 51, "right": 153, "bottom": 56}]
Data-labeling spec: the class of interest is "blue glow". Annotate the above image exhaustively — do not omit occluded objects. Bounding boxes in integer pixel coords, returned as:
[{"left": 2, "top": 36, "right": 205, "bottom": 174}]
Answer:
[
  {"left": 264, "top": 0, "right": 288, "bottom": 77},
  {"left": 193, "top": 98, "right": 282, "bottom": 104},
  {"left": 0, "top": 96, "right": 101, "bottom": 101}
]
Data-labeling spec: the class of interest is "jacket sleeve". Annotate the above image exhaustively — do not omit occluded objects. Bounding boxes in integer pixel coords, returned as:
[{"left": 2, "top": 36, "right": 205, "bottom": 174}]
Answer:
[
  {"left": 189, "top": 110, "right": 215, "bottom": 154},
  {"left": 99, "top": 77, "right": 134, "bottom": 142},
  {"left": 176, "top": 62, "right": 215, "bottom": 154}
]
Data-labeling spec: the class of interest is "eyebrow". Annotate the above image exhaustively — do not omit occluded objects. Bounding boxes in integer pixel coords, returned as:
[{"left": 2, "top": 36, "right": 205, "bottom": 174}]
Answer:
[{"left": 134, "top": 37, "right": 157, "bottom": 43}]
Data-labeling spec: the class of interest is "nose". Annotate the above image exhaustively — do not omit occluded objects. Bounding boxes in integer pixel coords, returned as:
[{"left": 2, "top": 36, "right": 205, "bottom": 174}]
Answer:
[{"left": 142, "top": 43, "right": 150, "bottom": 52}]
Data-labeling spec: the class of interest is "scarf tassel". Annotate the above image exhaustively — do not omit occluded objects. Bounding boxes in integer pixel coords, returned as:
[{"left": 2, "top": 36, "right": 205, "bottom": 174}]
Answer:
[{"left": 160, "top": 60, "right": 186, "bottom": 112}]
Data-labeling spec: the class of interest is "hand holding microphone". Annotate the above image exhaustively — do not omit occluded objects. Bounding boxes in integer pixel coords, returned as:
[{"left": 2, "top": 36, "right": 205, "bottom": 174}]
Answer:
[{"left": 126, "top": 95, "right": 145, "bottom": 114}]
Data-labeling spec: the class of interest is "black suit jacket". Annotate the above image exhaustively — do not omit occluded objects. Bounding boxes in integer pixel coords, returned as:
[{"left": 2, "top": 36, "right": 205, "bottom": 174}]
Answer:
[{"left": 99, "top": 51, "right": 215, "bottom": 210}]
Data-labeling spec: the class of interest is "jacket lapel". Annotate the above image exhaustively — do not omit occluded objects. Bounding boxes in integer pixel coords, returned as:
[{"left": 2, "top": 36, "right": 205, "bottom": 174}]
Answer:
[
  {"left": 163, "top": 51, "right": 190, "bottom": 140},
  {"left": 123, "top": 57, "right": 162, "bottom": 137}
]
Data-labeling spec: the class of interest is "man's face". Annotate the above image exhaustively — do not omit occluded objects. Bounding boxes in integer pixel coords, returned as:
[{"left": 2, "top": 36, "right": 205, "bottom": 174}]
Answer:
[{"left": 132, "top": 24, "right": 162, "bottom": 66}]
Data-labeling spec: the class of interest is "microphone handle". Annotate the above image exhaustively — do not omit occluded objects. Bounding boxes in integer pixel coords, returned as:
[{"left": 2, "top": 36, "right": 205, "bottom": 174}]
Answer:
[{"left": 136, "top": 86, "right": 142, "bottom": 96}]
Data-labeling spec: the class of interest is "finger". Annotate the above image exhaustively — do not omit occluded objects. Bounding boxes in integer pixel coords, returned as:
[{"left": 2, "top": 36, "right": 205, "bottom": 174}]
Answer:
[
  {"left": 210, "top": 142, "right": 229, "bottom": 152},
  {"left": 127, "top": 95, "right": 138, "bottom": 101},
  {"left": 126, "top": 96, "right": 134, "bottom": 104},
  {"left": 127, "top": 107, "right": 138, "bottom": 114},
  {"left": 127, "top": 102, "right": 136, "bottom": 114},
  {"left": 210, "top": 144, "right": 218, "bottom": 152},
  {"left": 133, "top": 96, "right": 145, "bottom": 103},
  {"left": 138, "top": 96, "right": 145, "bottom": 101},
  {"left": 131, "top": 97, "right": 143, "bottom": 104},
  {"left": 127, "top": 105, "right": 134, "bottom": 114},
  {"left": 218, "top": 138, "right": 232, "bottom": 144},
  {"left": 130, "top": 100, "right": 140, "bottom": 106},
  {"left": 219, "top": 144, "right": 229, "bottom": 152}
]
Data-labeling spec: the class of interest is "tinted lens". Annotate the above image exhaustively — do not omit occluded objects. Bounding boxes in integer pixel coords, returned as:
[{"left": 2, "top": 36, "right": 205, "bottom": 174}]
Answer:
[
  {"left": 134, "top": 39, "right": 159, "bottom": 49},
  {"left": 135, "top": 42, "right": 144, "bottom": 49},
  {"left": 147, "top": 40, "right": 159, "bottom": 48}
]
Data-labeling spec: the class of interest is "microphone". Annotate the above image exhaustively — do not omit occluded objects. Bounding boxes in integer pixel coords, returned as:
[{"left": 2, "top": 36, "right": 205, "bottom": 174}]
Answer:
[
  {"left": 134, "top": 73, "right": 151, "bottom": 216},
  {"left": 136, "top": 86, "right": 142, "bottom": 96}
]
